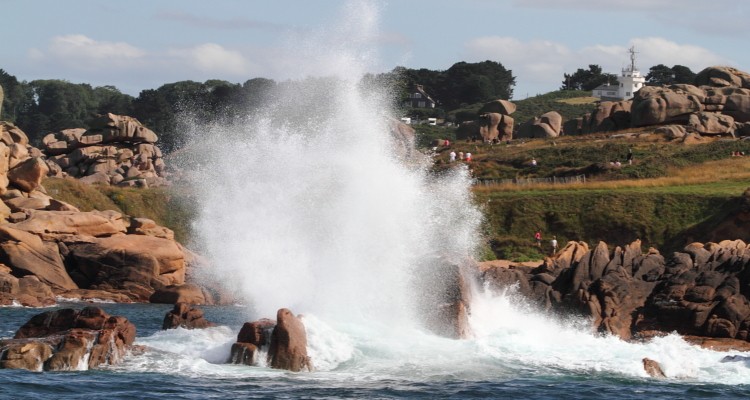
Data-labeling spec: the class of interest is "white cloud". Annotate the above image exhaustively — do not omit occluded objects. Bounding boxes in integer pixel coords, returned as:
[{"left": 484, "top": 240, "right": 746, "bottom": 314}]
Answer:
[
  {"left": 48, "top": 34, "right": 146, "bottom": 61},
  {"left": 463, "top": 35, "right": 731, "bottom": 98},
  {"left": 513, "top": 0, "right": 722, "bottom": 12},
  {"left": 167, "top": 43, "right": 251, "bottom": 75}
]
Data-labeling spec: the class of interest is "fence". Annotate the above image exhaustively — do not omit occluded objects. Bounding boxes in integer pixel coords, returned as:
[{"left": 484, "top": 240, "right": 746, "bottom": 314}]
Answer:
[{"left": 475, "top": 174, "right": 587, "bottom": 187}]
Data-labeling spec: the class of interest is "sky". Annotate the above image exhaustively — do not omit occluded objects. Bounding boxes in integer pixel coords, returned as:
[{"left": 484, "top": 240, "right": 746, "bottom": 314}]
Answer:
[{"left": 2, "top": 0, "right": 748, "bottom": 100}]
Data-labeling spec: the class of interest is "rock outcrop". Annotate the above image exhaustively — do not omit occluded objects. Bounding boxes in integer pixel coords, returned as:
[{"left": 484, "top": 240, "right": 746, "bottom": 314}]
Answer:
[
  {"left": 0, "top": 307, "right": 136, "bottom": 371},
  {"left": 229, "top": 318, "right": 276, "bottom": 366},
  {"left": 418, "top": 259, "right": 473, "bottom": 339},
  {"left": 42, "top": 113, "right": 168, "bottom": 187},
  {"left": 268, "top": 308, "right": 312, "bottom": 372},
  {"left": 228, "top": 309, "right": 311, "bottom": 372},
  {"left": 479, "top": 238, "right": 750, "bottom": 343},
  {"left": 574, "top": 66, "right": 750, "bottom": 138},
  {"left": 517, "top": 111, "right": 563, "bottom": 139},
  {"left": 457, "top": 99, "right": 515, "bottom": 142},
  {"left": 162, "top": 302, "right": 215, "bottom": 330}
]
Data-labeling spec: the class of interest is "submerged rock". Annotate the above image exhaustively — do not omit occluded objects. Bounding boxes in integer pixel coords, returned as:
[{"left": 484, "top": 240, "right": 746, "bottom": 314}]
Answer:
[
  {"left": 162, "top": 302, "right": 215, "bottom": 330},
  {"left": 642, "top": 357, "right": 666, "bottom": 378}
]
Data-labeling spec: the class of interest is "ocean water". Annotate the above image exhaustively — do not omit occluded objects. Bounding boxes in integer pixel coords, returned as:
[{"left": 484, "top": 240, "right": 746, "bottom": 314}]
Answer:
[{"left": 1, "top": 296, "right": 750, "bottom": 399}]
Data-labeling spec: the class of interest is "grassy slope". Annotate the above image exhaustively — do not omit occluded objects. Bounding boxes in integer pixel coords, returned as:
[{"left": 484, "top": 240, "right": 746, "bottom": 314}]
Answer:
[{"left": 43, "top": 178, "right": 196, "bottom": 244}]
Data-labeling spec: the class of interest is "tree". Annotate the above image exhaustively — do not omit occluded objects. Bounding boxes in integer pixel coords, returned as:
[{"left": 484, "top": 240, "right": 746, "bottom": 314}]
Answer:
[
  {"left": 561, "top": 65, "right": 617, "bottom": 91},
  {"left": 646, "top": 64, "right": 675, "bottom": 85},
  {"left": 646, "top": 64, "right": 696, "bottom": 86},
  {"left": 442, "top": 61, "right": 515, "bottom": 107},
  {"left": 0, "top": 69, "right": 33, "bottom": 123},
  {"left": 671, "top": 65, "right": 696, "bottom": 84}
]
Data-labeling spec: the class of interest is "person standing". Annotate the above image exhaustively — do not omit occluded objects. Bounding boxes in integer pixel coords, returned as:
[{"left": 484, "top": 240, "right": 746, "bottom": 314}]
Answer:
[
  {"left": 535, "top": 230, "right": 542, "bottom": 247},
  {"left": 551, "top": 235, "right": 558, "bottom": 254},
  {"left": 449, "top": 151, "right": 456, "bottom": 162},
  {"left": 627, "top": 148, "right": 633, "bottom": 165},
  {"left": 466, "top": 152, "right": 472, "bottom": 162}
]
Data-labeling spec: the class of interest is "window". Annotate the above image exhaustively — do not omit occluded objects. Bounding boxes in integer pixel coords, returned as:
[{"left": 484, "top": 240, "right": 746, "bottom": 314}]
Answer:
[
  {"left": 413, "top": 93, "right": 421, "bottom": 99},
  {"left": 626, "top": 92, "right": 631, "bottom": 96},
  {"left": 418, "top": 101, "right": 425, "bottom": 108}
]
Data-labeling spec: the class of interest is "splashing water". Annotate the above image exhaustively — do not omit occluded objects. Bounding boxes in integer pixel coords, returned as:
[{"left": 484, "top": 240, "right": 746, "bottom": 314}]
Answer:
[
  {"left": 185, "top": 1, "right": 481, "bottom": 326},
  {"left": 169, "top": 0, "right": 750, "bottom": 390}
]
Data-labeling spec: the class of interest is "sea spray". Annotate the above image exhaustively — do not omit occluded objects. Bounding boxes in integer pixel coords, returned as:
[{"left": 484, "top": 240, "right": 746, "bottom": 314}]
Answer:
[
  {"left": 182, "top": 1, "right": 483, "bottom": 328},
  {"left": 167, "top": 0, "right": 750, "bottom": 385}
]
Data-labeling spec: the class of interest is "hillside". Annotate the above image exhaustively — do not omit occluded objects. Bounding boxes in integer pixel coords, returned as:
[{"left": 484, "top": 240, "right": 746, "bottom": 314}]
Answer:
[{"left": 447, "top": 132, "right": 750, "bottom": 261}]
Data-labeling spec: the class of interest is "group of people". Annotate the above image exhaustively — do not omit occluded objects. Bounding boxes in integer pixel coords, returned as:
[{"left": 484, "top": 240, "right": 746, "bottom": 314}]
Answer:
[
  {"left": 731, "top": 151, "right": 746, "bottom": 157},
  {"left": 535, "top": 230, "right": 558, "bottom": 255},
  {"left": 449, "top": 150, "right": 471, "bottom": 162}
]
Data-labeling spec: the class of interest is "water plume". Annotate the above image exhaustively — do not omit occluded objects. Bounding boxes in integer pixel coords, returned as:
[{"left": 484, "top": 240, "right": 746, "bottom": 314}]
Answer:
[{"left": 183, "top": 1, "right": 483, "bottom": 326}]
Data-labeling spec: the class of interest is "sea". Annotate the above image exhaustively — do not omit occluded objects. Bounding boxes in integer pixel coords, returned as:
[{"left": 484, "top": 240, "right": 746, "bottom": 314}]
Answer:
[{"left": 2, "top": 292, "right": 750, "bottom": 399}]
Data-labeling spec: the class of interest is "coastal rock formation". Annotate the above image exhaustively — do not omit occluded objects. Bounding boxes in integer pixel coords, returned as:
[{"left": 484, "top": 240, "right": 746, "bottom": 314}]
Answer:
[
  {"left": 457, "top": 99, "right": 515, "bottom": 141},
  {"left": 42, "top": 113, "right": 168, "bottom": 188},
  {"left": 419, "top": 260, "right": 473, "bottom": 339},
  {"left": 387, "top": 118, "right": 416, "bottom": 160},
  {"left": 516, "top": 111, "right": 563, "bottom": 139},
  {"left": 151, "top": 283, "right": 208, "bottom": 305},
  {"left": 268, "top": 308, "right": 312, "bottom": 372},
  {"left": 229, "top": 318, "right": 276, "bottom": 366},
  {"left": 0, "top": 307, "right": 136, "bottom": 371},
  {"left": 570, "top": 66, "right": 750, "bottom": 137},
  {"left": 478, "top": 238, "right": 750, "bottom": 343},
  {"left": 162, "top": 302, "right": 215, "bottom": 330},
  {"left": 642, "top": 358, "right": 666, "bottom": 378}
]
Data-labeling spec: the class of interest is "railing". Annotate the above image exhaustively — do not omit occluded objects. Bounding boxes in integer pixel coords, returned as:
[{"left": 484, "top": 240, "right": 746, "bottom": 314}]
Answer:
[{"left": 475, "top": 174, "right": 587, "bottom": 186}]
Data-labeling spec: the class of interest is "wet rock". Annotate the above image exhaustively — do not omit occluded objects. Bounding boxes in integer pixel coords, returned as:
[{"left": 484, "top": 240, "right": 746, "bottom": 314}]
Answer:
[
  {"left": 642, "top": 358, "right": 666, "bottom": 378},
  {"left": 2, "top": 307, "right": 136, "bottom": 371},
  {"left": 268, "top": 308, "right": 312, "bottom": 372},
  {"left": 162, "top": 302, "right": 215, "bottom": 329}
]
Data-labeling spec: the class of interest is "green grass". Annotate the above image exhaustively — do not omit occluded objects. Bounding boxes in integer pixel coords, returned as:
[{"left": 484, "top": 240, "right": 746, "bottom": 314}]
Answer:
[
  {"left": 43, "top": 178, "right": 196, "bottom": 243},
  {"left": 473, "top": 179, "right": 749, "bottom": 261}
]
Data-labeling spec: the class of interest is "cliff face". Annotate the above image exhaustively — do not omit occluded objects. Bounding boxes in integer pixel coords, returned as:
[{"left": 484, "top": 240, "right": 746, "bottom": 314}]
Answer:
[{"left": 479, "top": 237, "right": 750, "bottom": 343}]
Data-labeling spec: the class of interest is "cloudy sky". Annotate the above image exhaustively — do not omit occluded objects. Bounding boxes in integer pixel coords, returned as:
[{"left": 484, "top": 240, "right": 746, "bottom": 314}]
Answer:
[{"left": 2, "top": 0, "right": 747, "bottom": 99}]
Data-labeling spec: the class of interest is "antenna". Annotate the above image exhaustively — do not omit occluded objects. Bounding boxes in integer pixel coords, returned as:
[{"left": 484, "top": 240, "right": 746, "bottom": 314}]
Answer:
[{"left": 629, "top": 46, "right": 638, "bottom": 71}]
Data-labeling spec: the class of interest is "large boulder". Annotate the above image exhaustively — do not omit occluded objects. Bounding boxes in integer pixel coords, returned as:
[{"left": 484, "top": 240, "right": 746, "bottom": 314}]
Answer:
[
  {"left": 8, "top": 157, "right": 48, "bottom": 193},
  {"left": 87, "top": 113, "right": 158, "bottom": 143},
  {"left": 268, "top": 308, "right": 312, "bottom": 372},
  {"left": 516, "top": 112, "right": 562, "bottom": 139},
  {"left": 687, "top": 112, "right": 735, "bottom": 136},
  {"left": 478, "top": 99, "right": 516, "bottom": 115},
  {"left": 584, "top": 101, "right": 632, "bottom": 133},
  {"left": 695, "top": 66, "right": 750, "bottom": 89},
  {"left": 65, "top": 234, "right": 187, "bottom": 300},
  {"left": 631, "top": 85, "right": 704, "bottom": 127},
  {"left": 0, "top": 225, "right": 77, "bottom": 290}
]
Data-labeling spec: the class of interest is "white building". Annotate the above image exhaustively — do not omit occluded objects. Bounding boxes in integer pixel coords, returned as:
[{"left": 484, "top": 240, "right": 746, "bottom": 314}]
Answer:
[{"left": 592, "top": 46, "right": 646, "bottom": 101}]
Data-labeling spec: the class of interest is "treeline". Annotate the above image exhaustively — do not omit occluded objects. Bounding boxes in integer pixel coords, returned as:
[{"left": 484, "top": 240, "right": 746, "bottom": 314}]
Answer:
[{"left": 0, "top": 61, "right": 515, "bottom": 153}]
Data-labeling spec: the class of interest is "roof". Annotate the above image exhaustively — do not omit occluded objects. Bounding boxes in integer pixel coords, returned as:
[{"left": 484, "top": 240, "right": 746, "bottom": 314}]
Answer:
[{"left": 593, "top": 84, "right": 619, "bottom": 91}]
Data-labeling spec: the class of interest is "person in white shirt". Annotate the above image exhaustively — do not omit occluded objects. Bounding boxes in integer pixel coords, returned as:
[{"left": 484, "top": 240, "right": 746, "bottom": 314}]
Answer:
[
  {"left": 449, "top": 151, "right": 456, "bottom": 162},
  {"left": 551, "top": 236, "right": 558, "bottom": 254}
]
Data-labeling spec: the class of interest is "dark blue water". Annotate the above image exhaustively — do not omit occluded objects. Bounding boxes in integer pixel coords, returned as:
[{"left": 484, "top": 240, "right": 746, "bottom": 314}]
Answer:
[{"left": 1, "top": 303, "right": 748, "bottom": 399}]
